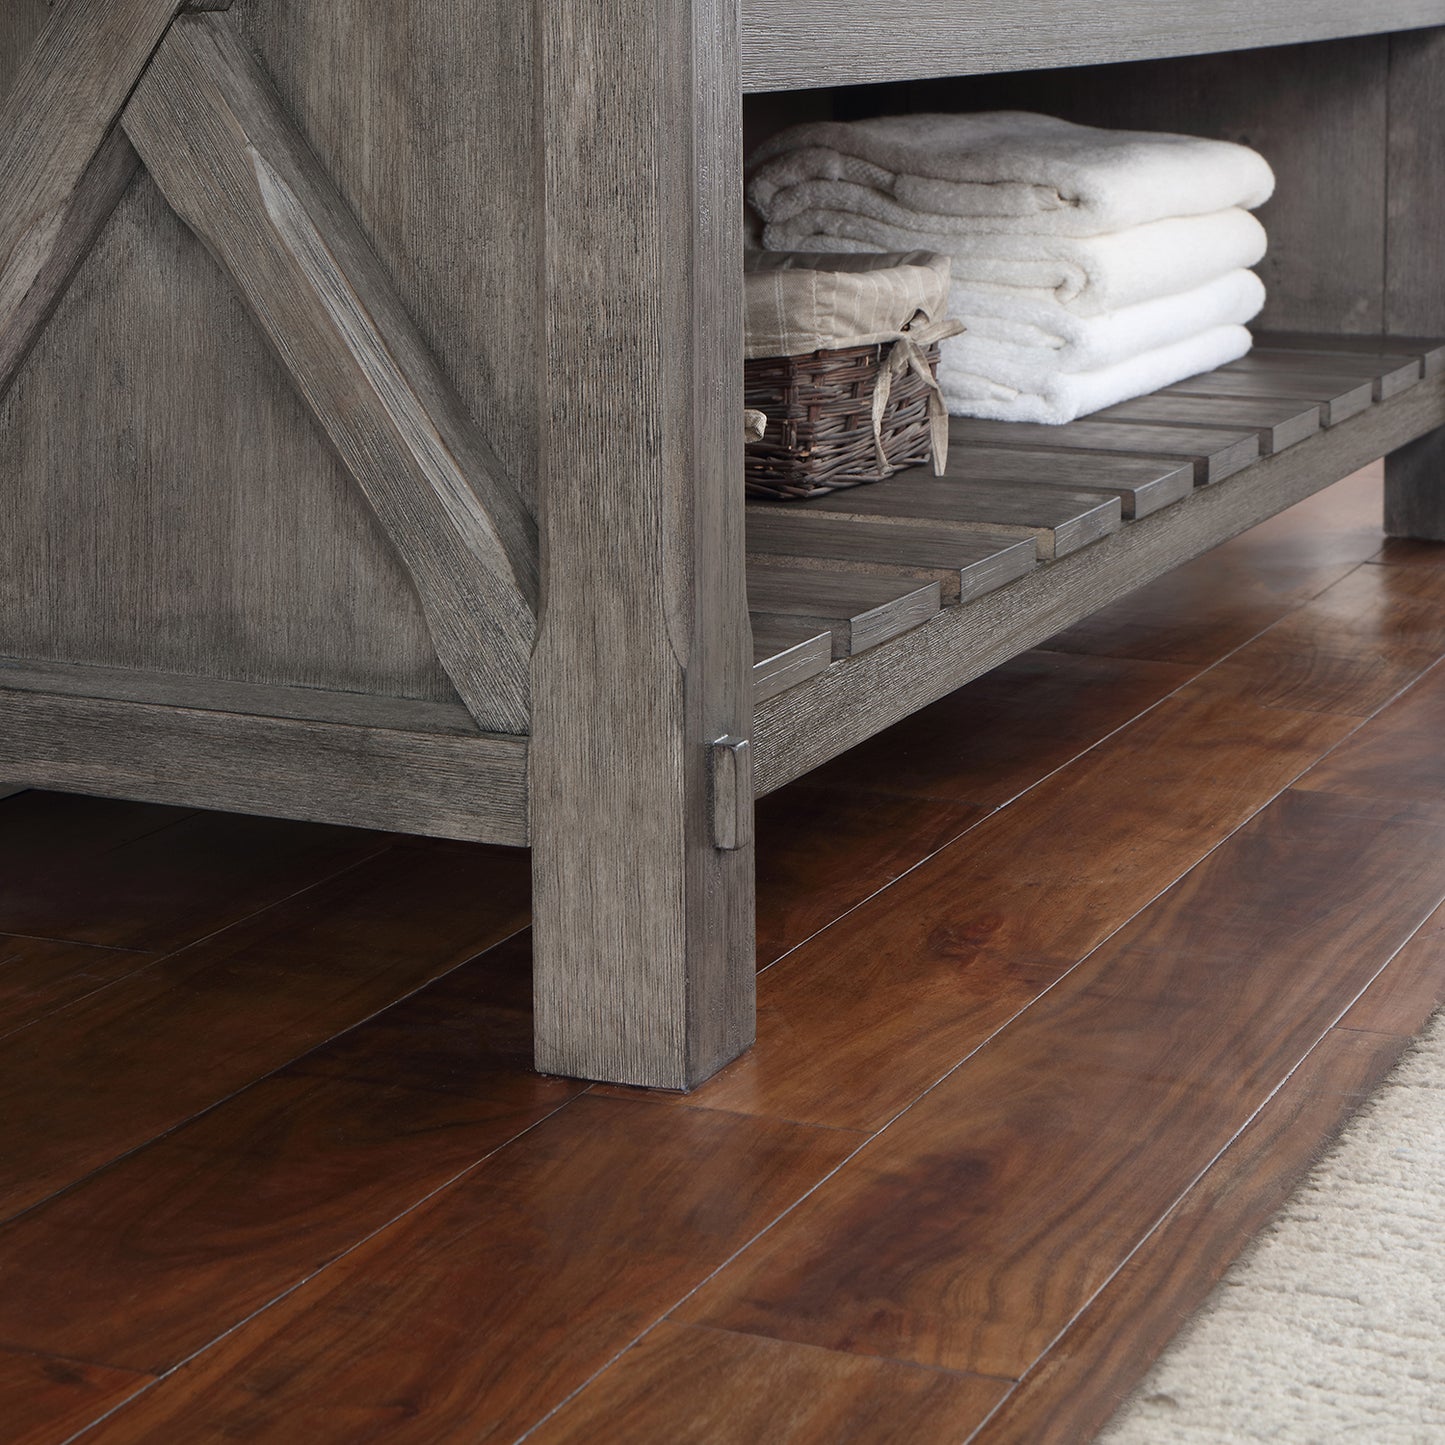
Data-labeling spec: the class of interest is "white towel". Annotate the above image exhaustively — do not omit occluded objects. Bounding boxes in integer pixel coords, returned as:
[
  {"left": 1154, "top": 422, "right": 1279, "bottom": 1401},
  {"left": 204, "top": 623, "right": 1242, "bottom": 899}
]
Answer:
[
  {"left": 749, "top": 112, "right": 1275, "bottom": 236},
  {"left": 939, "top": 323, "right": 1254, "bottom": 424},
  {"left": 761, "top": 207, "right": 1268, "bottom": 317},
  {"left": 950, "top": 269, "right": 1265, "bottom": 373}
]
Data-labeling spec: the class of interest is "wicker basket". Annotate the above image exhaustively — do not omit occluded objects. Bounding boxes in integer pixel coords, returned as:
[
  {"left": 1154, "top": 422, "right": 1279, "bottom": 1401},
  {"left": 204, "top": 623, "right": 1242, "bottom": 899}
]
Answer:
[
  {"left": 742, "top": 250, "right": 958, "bottom": 503},
  {"left": 744, "top": 339, "right": 945, "bottom": 502}
]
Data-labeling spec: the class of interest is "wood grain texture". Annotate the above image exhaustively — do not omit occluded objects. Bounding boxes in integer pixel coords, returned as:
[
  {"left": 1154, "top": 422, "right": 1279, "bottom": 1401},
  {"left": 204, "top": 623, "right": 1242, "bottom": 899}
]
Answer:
[
  {"left": 1164, "top": 369, "right": 1372, "bottom": 426},
  {"left": 949, "top": 417, "right": 1260, "bottom": 486},
  {"left": 0, "top": 688, "right": 530, "bottom": 845},
  {"left": 0, "top": 935, "right": 155, "bottom": 1038},
  {"left": 1227, "top": 349, "right": 1422, "bottom": 402},
  {"left": 974, "top": 1025, "right": 1412, "bottom": 1445},
  {"left": 680, "top": 790, "right": 1445, "bottom": 1376},
  {"left": 1192, "top": 561, "right": 1445, "bottom": 716},
  {"left": 80, "top": 1098, "right": 859, "bottom": 1445},
  {"left": 1257, "top": 332, "right": 1445, "bottom": 376},
  {"left": 752, "top": 377, "right": 1445, "bottom": 796},
  {"left": 2, "top": 0, "right": 540, "bottom": 707},
  {"left": 739, "top": 0, "right": 1445, "bottom": 92},
  {"left": 752, "top": 620, "right": 832, "bottom": 703},
  {"left": 529, "top": 1322, "right": 1007, "bottom": 1444},
  {"left": 802, "top": 476, "right": 1123, "bottom": 560},
  {"left": 668, "top": 686, "right": 1352, "bottom": 1132},
  {"left": 122, "top": 14, "right": 537, "bottom": 734},
  {"left": 0, "top": 836, "right": 530, "bottom": 1221},
  {"left": 530, "top": 0, "right": 755, "bottom": 1086},
  {"left": 944, "top": 444, "right": 1194, "bottom": 518},
  {"left": 1338, "top": 900, "right": 1445, "bottom": 1037},
  {"left": 0, "top": 1348, "right": 148, "bottom": 1445},
  {"left": 0, "top": 1068, "right": 579, "bottom": 1374},
  {"left": 748, "top": 565, "right": 941, "bottom": 659},
  {"left": 1098, "top": 393, "right": 1322, "bottom": 454},
  {"left": 747, "top": 513, "right": 1036, "bottom": 605},
  {"left": 0, "top": 0, "right": 182, "bottom": 394}
]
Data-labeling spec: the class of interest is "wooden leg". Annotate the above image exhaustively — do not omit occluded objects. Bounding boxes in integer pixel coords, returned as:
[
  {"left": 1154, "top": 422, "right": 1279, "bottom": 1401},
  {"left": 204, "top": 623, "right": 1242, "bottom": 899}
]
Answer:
[
  {"left": 530, "top": 0, "right": 755, "bottom": 1089},
  {"left": 1385, "top": 429, "right": 1445, "bottom": 541}
]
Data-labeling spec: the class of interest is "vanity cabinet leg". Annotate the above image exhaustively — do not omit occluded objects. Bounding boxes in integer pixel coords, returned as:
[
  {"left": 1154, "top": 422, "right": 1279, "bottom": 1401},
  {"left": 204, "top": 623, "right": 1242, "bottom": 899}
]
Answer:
[
  {"left": 1385, "top": 430, "right": 1445, "bottom": 543},
  {"left": 529, "top": 0, "right": 755, "bottom": 1089}
]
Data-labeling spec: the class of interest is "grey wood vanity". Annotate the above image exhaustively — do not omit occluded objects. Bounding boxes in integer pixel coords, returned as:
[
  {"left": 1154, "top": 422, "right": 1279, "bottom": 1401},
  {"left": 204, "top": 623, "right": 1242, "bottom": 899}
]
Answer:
[{"left": 3, "top": 1, "right": 1444, "bottom": 1088}]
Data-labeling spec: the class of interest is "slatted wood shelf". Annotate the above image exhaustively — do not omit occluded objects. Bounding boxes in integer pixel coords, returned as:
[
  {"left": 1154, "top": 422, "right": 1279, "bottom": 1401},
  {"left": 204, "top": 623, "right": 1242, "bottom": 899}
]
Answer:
[
  {"left": 739, "top": 1, "right": 1445, "bottom": 92},
  {"left": 747, "top": 336, "right": 1445, "bottom": 795}
]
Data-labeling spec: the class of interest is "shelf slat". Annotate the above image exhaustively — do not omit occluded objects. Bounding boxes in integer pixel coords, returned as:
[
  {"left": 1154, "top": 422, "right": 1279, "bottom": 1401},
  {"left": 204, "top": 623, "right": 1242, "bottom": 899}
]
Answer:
[
  {"left": 1253, "top": 332, "right": 1445, "bottom": 378},
  {"left": 752, "top": 619, "right": 833, "bottom": 704},
  {"left": 948, "top": 417, "right": 1260, "bottom": 486},
  {"left": 1226, "top": 350, "right": 1422, "bottom": 402},
  {"left": 1162, "top": 369, "right": 1372, "bottom": 426},
  {"left": 747, "top": 513, "right": 1036, "bottom": 604},
  {"left": 797, "top": 475, "right": 1123, "bottom": 559},
  {"left": 1096, "top": 394, "right": 1322, "bottom": 455},
  {"left": 747, "top": 564, "right": 942, "bottom": 659}
]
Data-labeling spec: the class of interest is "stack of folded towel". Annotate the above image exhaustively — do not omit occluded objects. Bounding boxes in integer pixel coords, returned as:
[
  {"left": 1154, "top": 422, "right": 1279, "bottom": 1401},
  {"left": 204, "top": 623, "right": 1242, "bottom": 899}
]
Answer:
[{"left": 748, "top": 111, "right": 1276, "bottom": 424}]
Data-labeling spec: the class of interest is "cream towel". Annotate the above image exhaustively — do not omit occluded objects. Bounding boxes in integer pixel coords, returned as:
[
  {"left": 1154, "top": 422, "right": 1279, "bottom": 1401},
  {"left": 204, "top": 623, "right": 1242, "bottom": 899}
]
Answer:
[
  {"left": 761, "top": 207, "right": 1267, "bottom": 317},
  {"left": 749, "top": 112, "right": 1275, "bottom": 236},
  {"left": 950, "top": 269, "right": 1265, "bottom": 373},
  {"left": 939, "top": 323, "right": 1254, "bottom": 424}
]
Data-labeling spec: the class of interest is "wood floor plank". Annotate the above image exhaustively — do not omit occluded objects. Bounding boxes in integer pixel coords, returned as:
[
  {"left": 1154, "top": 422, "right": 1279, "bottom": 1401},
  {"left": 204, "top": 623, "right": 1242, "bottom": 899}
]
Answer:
[
  {"left": 0, "top": 935, "right": 155, "bottom": 1038},
  {"left": 79, "top": 1097, "right": 862, "bottom": 1445},
  {"left": 800, "top": 649, "right": 1193, "bottom": 808},
  {"left": 1338, "top": 900, "right": 1445, "bottom": 1037},
  {"left": 1292, "top": 656, "right": 1445, "bottom": 821},
  {"left": 678, "top": 791, "right": 1445, "bottom": 1377},
  {"left": 752, "top": 619, "right": 832, "bottom": 704},
  {"left": 799, "top": 475, "right": 1122, "bottom": 559},
  {"left": 529, "top": 1322, "right": 1008, "bottom": 1445},
  {"left": 0, "top": 805, "right": 388, "bottom": 951},
  {"left": 1377, "top": 536, "right": 1445, "bottom": 567},
  {"left": 748, "top": 565, "right": 941, "bottom": 658},
  {"left": 746, "top": 513, "right": 1036, "bottom": 605},
  {"left": 1096, "top": 393, "right": 1322, "bottom": 453},
  {"left": 948, "top": 417, "right": 1260, "bottom": 486},
  {"left": 1163, "top": 369, "right": 1372, "bottom": 426},
  {"left": 0, "top": 1347, "right": 148, "bottom": 1445},
  {"left": 1190, "top": 561, "right": 1445, "bottom": 716},
  {"left": 972, "top": 1025, "right": 1412, "bottom": 1445},
  {"left": 0, "top": 839, "right": 531, "bottom": 1222},
  {"left": 755, "top": 785, "right": 984, "bottom": 967},
  {"left": 0, "top": 1065, "right": 579, "bottom": 1374},
  {"left": 604, "top": 686, "right": 1352, "bottom": 1133}
]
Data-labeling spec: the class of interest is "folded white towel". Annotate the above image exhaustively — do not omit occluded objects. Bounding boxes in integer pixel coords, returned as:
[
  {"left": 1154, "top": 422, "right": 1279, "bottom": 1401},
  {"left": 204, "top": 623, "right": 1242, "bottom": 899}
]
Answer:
[
  {"left": 939, "top": 323, "right": 1254, "bottom": 424},
  {"left": 762, "top": 207, "right": 1267, "bottom": 317},
  {"left": 749, "top": 112, "right": 1275, "bottom": 236},
  {"left": 950, "top": 269, "right": 1265, "bottom": 373}
]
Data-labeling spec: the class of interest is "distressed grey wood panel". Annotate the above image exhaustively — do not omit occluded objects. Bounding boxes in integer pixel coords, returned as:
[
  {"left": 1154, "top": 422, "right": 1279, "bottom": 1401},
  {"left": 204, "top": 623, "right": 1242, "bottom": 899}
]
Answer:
[
  {"left": 1163, "top": 370, "right": 1373, "bottom": 427},
  {"left": 748, "top": 565, "right": 941, "bottom": 658},
  {"left": 1, "top": 0, "right": 539, "bottom": 706},
  {"left": 753, "top": 372, "right": 1445, "bottom": 794},
  {"left": 1096, "top": 394, "right": 1322, "bottom": 455},
  {"left": 747, "top": 512, "right": 1036, "bottom": 603},
  {"left": 948, "top": 418, "right": 1259, "bottom": 486},
  {"left": 752, "top": 620, "right": 833, "bottom": 704},
  {"left": 0, "top": 689, "right": 529, "bottom": 845},
  {"left": 1256, "top": 332, "right": 1445, "bottom": 378},
  {"left": 1384, "top": 30, "right": 1445, "bottom": 541},
  {"left": 0, "top": 658, "right": 479, "bottom": 734},
  {"left": 531, "top": 0, "right": 755, "bottom": 1088},
  {"left": 1224, "top": 350, "right": 1421, "bottom": 402},
  {"left": 123, "top": 15, "right": 537, "bottom": 733},
  {"left": 935, "top": 445, "right": 1192, "bottom": 518},
  {"left": 802, "top": 475, "right": 1122, "bottom": 559},
  {"left": 739, "top": 1, "right": 1445, "bottom": 91}
]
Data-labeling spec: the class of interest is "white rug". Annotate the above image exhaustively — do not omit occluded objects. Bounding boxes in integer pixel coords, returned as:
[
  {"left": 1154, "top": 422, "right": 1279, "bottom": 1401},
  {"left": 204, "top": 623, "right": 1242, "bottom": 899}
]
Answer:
[{"left": 1101, "top": 1010, "right": 1445, "bottom": 1444}]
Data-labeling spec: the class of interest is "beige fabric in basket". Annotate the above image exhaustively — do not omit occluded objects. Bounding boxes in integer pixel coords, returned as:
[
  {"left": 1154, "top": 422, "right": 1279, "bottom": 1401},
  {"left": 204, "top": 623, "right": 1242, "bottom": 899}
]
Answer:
[{"left": 744, "top": 250, "right": 953, "bottom": 360}]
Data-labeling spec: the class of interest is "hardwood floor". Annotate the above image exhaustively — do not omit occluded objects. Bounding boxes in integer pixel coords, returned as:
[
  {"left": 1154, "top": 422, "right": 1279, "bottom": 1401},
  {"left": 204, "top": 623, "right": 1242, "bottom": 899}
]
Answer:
[{"left": 4, "top": 464, "right": 1445, "bottom": 1443}]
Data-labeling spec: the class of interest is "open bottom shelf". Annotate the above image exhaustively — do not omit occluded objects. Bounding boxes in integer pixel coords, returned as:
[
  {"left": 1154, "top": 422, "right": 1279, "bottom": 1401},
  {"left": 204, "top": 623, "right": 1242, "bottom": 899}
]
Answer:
[{"left": 747, "top": 334, "right": 1445, "bottom": 792}]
